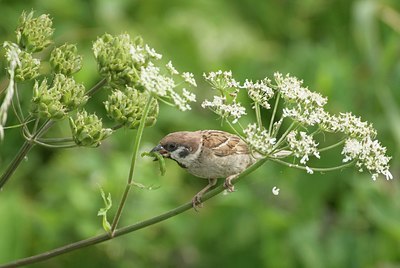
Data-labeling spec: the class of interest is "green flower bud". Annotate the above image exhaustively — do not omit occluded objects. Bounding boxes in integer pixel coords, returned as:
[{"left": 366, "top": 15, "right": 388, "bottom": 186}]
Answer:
[
  {"left": 31, "top": 79, "right": 66, "bottom": 120},
  {"left": 93, "top": 33, "right": 137, "bottom": 87},
  {"left": 104, "top": 87, "right": 158, "bottom": 129},
  {"left": 16, "top": 11, "right": 54, "bottom": 53},
  {"left": 15, "top": 50, "right": 40, "bottom": 81},
  {"left": 69, "top": 110, "right": 113, "bottom": 147},
  {"left": 50, "top": 43, "right": 82, "bottom": 76},
  {"left": 30, "top": 74, "right": 87, "bottom": 119},
  {"left": 53, "top": 74, "right": 88, "bottom": 110}
]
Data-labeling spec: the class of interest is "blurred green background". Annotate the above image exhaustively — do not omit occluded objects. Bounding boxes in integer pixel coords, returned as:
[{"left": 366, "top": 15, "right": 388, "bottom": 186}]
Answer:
[{"left": 1, "top": 0, "right": 400, "bottom": 267}]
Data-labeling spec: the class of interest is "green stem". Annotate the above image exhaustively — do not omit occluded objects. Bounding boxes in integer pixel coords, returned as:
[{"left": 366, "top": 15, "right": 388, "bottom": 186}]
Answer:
[
  {"left": 254, "top": 103, "right": 262, "bottom": 128},
  {"left": 226, "top": 120, "right": 244, "bottom": 139},
  {"left": 268, "top": 92, "right": 280, "bottom": 135},
  {"left": 85, "top": 78, "right": 107, "bottom": 97},
  {"left": 318, "top": 138, "right": 346, "bottom": 152},
  {"left": 0, "top": 78, "right": 107, "bottom": 190},
  {"left": 110, "top": 95, "right": 154, "bottom": 234},
  {"left": 271, "top": 158, "right": 356, "bottom": 172},
  {"left": 0, "top": 158, "right": 267, "bottom": 268},
  {"left": 0, "top": 120, "right": 54, "bottom": 190},
  {"left": 271, "top": 121, "right": 297, "bottom": 152}
]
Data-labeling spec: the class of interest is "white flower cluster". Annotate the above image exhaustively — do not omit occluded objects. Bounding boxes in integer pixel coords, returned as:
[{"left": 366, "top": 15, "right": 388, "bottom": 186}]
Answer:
[
  {"left": 342, "top": 137, "right": 392, "bottom": 181},
  {"left": 274, "top": 72, "right": 329, "bottom": 126},
  {"left": 201, "top": 96, "right": 246, "bottom": 123},
  {"left": 201, "top": 70, "right": 392, "bottom": 181},
  {"left": 128, "top": 41, "right": 162, "bottom": 65},
  {"left": 322, "top": 112, "right": 377, "bottom": 138},
  {"left": 243, "top": 123, "right": 276, "bottom": 155},
  {"left": 243, "top": 78, "right": 274, "bottom": 109},
  {"left": 182, "top": 72, "right": 197, "bottom": 87},
  {"left": 275, "top": 72, "right": 327, "bottom": 107},
  {"left": 286, "top": 130, "right": 320, "bottom": 164},
  {"left": 139, "top": 62, "right": 196, "bottom": 111},
  {"left": 166, "top": 61, "right": 179, "bottom": 75},
  {"left": 283, "top": 104, "right": 328, "bottom": 126},
  {"left": 203, "top": 70, "right": 240, "bottom": 91},
  {"left": 140, "top": 63, "right": 174, "bottom": 97}
]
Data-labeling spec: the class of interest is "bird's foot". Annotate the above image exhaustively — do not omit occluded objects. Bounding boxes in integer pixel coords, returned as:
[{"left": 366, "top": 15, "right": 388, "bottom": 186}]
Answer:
[
  {"left": 192, "top": 194, "right": 204, "bottom": 212},
  {"left": 223, "top": 174, "right": 238, "bottom": 192}
]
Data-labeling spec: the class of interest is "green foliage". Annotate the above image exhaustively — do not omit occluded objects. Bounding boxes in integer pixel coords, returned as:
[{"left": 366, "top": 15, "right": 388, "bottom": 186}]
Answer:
[
  {"left": 0, "top": 1, "right": 399, "bottom": 268},
  {"left": 97, "top": 187, "right": 112, "bottom": 234}
]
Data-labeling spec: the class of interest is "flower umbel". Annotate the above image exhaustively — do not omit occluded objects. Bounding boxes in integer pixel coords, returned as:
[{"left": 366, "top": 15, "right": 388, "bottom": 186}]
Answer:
[
  {"left": 104, "top": 87, "right": 159, "bottom": 129},
  {"left": 202, "top": 70, "right": 392, "bottom": 181},
  {"left": 50, "top": 43, "right": 82, "bottom": 76},
  {"left": 69, "top": 110, "right": 113, "bottom": 147},
  {"left": 286, "top": 130, "right": 320, "bottom": 164},
  {"left": 16, "top": 11, "right": 54, "bottom": 53},
  {"left": 243, "top": 124, "right": 276, "bottom": 155},
  {"left": 342, "top": 137, "right": 392, "bottom": 181}
]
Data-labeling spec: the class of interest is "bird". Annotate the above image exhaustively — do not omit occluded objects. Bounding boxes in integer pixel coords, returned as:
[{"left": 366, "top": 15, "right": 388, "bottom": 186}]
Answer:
[{"left": 151, "top": 130, "right": 258, "bottom": 210}]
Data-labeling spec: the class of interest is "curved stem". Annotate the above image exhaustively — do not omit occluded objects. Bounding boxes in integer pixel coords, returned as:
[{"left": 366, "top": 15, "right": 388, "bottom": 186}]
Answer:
[
  {"left": 110, "top": 95, "right": 154, "bottom": 234},
  {"left": 0, "top": 158, "right": 267, "bottom": 268},
  {"left": 270, "top": 158, "right": 356, "bottom": 172}
]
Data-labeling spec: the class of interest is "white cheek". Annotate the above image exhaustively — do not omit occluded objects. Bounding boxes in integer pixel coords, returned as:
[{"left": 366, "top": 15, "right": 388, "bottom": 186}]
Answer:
[{"left": 170, "top": 146, "right": 201, "bottom": 167}]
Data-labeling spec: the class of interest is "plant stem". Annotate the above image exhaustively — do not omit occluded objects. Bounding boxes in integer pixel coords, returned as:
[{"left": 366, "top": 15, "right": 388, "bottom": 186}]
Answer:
[
  {"left": 110, "top": 95, "right": 154, "bottom": 234},
  {"left": 0, "top": 120, "right": 54, "bottom": 190},
  {"left": 318, "top": 138, "right": 346, "bottom": 152},
  {"left": 271, "top": 158, "right": 355, "bottom": 172},
  {"left": 85, "top": 78, "right": 107, "bottom": 97},
  {"left": 268, "top": 92, "right": 280, "bottom": 136},
  {"left": 254, "top": 103, "right": 262, "bottom": 128},
  {"left": 0, "top": 158, "right": 267, "bottom": 268},
  {"left": 0, "top": 78, "right": 107, "bottom": 190}
]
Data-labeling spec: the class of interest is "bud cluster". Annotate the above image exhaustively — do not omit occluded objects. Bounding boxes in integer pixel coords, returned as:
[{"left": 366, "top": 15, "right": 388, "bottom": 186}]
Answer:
[{"left": 69, "top": 110, "right": 113, "bottom": 147}]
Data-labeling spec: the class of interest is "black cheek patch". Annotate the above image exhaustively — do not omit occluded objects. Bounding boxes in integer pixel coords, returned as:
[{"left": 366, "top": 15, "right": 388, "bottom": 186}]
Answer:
[{"left": 178, "top": 148, "right": 190, "bottom": 158}]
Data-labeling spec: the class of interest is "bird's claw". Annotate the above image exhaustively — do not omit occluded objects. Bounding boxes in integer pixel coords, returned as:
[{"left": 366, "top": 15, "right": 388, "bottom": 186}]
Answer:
[
  {"left": 223, "top": 175, "right": 237, "bottom": 192},
  {"left": 192, "top": 194, "right": 204, "bottom": 211}
]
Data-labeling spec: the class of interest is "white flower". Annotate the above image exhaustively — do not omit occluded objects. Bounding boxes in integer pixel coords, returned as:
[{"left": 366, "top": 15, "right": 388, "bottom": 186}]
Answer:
[
  {"left": 129, "top": 44, "right": 146, "bottom": 65},
  {"left": 286, "top": 131, "right": 320, "bottom": 164},
  {"left": 139, "top": 63, "right": 174, "bottom": 96},
  {"left": 322, "top": 112, "right": 376, "bottom": 139},
  {"left": 342, "top": 137, "right": 392, "bottom": 180},
  {"left": 282, "top": 104, "right": 328, "bottom": 126},
  {"left": 182, "top": 88, "right": 196, "bottom": 102},
  {"left": 275, "top": 72, "right": 327, "bottom": 107},
  {"left": 145, "top": 44, "right": 162, "bottom": 60},
  {"left": 243, "top": 123, "right": 276, "bottom": 155},
  {"left": 202, "top": 96, "right": 246, "bottom": 124},
  {"left": 203, "top": 70, "right": 240, "bottom": 90},
  {"left": 166, "top": 61, "right": 179, "bottom": 75},
  {"left": 306, "top": 166, "right": 314, "bottom": 174},
  {"left": 243, "top": 79, "right": 274, "bottom": 109},
  {"left": 182, "top": 72, "right": 197, "bottom": 87}
]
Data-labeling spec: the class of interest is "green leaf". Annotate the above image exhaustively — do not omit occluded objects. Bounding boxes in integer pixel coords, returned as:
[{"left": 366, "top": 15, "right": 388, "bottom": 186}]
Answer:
[{"left": 97, "top": 187, "right": 112, "bottom": 234}]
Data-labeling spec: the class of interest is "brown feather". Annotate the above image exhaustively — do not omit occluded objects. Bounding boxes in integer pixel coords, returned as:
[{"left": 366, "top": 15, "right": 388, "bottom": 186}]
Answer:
[{"left": 201, "top": 130, "right": 249, "bottom": 156}]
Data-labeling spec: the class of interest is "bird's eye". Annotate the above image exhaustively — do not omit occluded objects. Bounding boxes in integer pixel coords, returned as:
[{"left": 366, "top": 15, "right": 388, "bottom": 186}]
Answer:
[{"left": 165, "top": 143, "right": 177, "bottom": 151}]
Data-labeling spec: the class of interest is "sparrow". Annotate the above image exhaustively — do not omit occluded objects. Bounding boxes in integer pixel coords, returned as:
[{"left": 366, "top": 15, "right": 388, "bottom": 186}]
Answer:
[{"left": 151, "top": 130, "right": 258, "bottom": 209}]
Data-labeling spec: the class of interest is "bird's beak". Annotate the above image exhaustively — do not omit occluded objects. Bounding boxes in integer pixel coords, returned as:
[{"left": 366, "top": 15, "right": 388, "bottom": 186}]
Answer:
[{"left": 150, "top": 144, "right": 170, "bottom": 158}]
